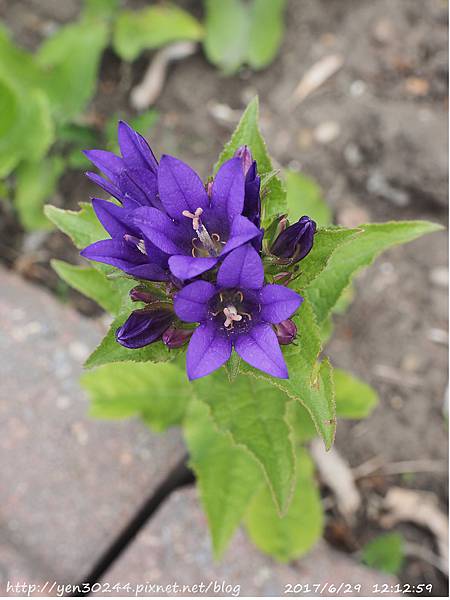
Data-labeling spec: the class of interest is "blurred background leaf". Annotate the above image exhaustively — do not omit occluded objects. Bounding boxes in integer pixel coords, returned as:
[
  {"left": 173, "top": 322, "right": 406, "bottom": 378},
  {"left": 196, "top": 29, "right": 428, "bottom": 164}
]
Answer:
[{"left": 362, "top": 533, "right": 405, "bottom": 574}]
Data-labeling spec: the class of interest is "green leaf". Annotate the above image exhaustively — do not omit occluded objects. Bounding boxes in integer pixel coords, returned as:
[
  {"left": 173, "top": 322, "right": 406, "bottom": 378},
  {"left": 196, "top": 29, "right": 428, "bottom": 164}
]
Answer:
[
  {"left": 83, "top": 0, "right": 119, "bottom": 19},
  {"left": 215, "top": 97, "right": 286, "bottom": 227},
  {"left": 105, "top": 110, "right": 159, "bottom": 153},
  {"left": 82, "top": 362, "right": 191, "bottom": 431},
  {"left": 44, "top": 203, "right": 107, "bottom": 250},
  {"left": 113, "top": 5, "right": 203, "bottom": 62},
  {"left": 289, "top": 227, "right": 359, "bottom": 291},
  {"left": 362, "top": 533, "right": 404, "bottom": 574},
  {"left": 192, "top": 370, "right": 296, "bottom": 514},
  {"left": 15, "top": 157, "right": 64, "bottom": 231},
  {"left": 247, "top": 0, "right": 286, "bottom": 70},
  {"left": 37, "top": 18, "right": 109, "bottom": 121},
  {"left": 184, "top": 400, "right": 262, "bottom": 557},
  {"left": 335, "top": 369, "right": 378, "bottom": 419},
  {"left": 285, "top": 170, "right": 332, "bottom": 227},
  {"left": 242, "top": 299, "right": 336, "bottom": 449},
  {"left": 204, "top": 0, "right": 249, "bottom": 74},
  {"left": 51, "top": 259, "right": 135, "bottom": 315},
  {"left": 285, "top": 400, "right": 317, "bottom": 444},
  {"left": 306, "top": 221, "right": 443, "bottom": 325},
  {"left": 244, "top": 449, "right": 323, "bottom": 562},
  {"left": 84, "top": 312, "right": 176, "bottom": 369}
]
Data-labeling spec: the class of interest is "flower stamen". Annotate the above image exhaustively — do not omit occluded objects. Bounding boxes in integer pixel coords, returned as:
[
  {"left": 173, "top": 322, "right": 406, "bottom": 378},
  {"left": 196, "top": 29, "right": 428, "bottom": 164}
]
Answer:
[{"left": 124, "top": 234, "right": 147, "bottom": 255}]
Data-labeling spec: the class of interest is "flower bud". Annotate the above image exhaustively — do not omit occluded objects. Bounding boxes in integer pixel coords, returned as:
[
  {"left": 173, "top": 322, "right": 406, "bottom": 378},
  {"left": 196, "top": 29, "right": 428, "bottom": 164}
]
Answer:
[
  {"left": 274, "top": 319, "right": 297, "bottom": 345},
  {"left": 234, "top": 145, "right": 253, "bottom": 176},
  {"left": 116, "top": 308, "right": 173, "bottom": 349},
  {"left": 270, "top": 216, "right": 316, "bottom": 263},
  {"left": 235, "top": 146, "right": 261, "bottom": 232},
  {"left": 129, "top": 285, "right": 160, "bottom": 304},
  {"left": 162, "top": 326, "right": 193, "bottom": 349}
]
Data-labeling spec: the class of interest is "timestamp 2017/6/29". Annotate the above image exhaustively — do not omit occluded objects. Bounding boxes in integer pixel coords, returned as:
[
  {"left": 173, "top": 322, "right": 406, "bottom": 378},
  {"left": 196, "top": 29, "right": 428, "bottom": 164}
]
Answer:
[{"left": 284, "top": 583, "right": 433, "bottom": 595}]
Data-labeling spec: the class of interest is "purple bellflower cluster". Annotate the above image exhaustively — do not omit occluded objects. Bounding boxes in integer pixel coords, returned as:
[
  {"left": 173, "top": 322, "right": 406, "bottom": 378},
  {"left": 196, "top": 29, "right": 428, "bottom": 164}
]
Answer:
[{"left": 81, "top": 122, "right": 316, "bottom": 380}]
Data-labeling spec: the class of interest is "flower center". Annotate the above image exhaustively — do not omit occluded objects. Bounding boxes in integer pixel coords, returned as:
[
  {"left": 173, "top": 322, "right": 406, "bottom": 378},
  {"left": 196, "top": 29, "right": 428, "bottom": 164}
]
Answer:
[
  {"left": 209, "top": 290, "right": 258, "bottom": 334},
  {"left": 124, "top": 234, "right": 147, "bottom": 255},
  {"left": 182, "top": 207, "right": 223, "bottom": 257}
]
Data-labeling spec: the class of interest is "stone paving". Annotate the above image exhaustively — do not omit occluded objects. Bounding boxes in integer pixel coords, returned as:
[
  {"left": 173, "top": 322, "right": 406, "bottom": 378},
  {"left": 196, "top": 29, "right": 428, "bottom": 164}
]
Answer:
[{"left": 0, "top": 269, "right": 395, "bottom": 596}]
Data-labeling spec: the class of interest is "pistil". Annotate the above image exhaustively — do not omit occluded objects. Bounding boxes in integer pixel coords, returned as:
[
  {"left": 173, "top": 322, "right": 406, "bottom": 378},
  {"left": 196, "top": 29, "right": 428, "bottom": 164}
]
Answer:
[
  {"left": 223, "top": 305, "right": 243, "bottom": 329},
  {"left": 182, "top": 207, "right": 219, "bottom": 256}
]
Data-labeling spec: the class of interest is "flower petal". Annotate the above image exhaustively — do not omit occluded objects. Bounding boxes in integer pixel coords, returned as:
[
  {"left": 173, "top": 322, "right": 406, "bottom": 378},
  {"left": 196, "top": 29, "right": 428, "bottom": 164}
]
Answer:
[
  {"left": 126, "top": 263, "right": 170, "bottom": 281},
  {"left": 92, "top": 198, "right": 137, "bottom": 238},
  {"left": 217, "top": 243, "right": 264, "bottom": 290},
  {"left": 131, "top": 206, "right": 189, "bottom": 255},
  {"left": 118, "top": 121, "right": 158, "bottom": 173},
  {"left": 86, "top": 172, "right": 124, "bottom": 202},
  {"left": 83, "top": 149, "right": 124, "bottom": 182},
  {"left": 259, "top": 284, "right": 303, "bottom": 323},
  {"left": 220, "top": 215, "right": 261, "bottom": 256},
  {"left": 174, "top": 280, "right": 216, "bottom": 322},
  {"left": 235, "top": 323, "right": 288, "bottom": 379},
  {"left": 158, "top": 155, "right": 209, "bottom": 220},
  {"left": 211, "top": 157, "right": 245, "bottom": 221},
  {"left": 118, "top": 169, "right": 159, "bottom": 208},
  {"left": 168, "top": 255, "right": 218, "bottom": 280},
  {"left": 186, "top": 323, "right": 232, "bottom": 380}
]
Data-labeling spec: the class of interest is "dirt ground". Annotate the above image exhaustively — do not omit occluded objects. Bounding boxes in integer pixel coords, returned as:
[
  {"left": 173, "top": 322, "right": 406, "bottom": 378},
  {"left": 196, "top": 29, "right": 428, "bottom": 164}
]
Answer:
[{"left": 0, "top": 0, "right": 448, "bottom": 594}]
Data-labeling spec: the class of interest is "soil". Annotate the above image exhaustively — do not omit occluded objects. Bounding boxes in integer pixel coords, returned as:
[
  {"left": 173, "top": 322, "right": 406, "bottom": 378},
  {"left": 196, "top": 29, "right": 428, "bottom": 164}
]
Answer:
[{"left": 0, "top": 0, "right": 448, "bottom": 595}]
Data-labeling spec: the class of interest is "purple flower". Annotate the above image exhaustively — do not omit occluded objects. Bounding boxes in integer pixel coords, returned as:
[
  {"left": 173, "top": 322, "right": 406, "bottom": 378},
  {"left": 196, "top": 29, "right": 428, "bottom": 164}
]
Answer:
[
  {"left": 81, "top": 122, "right": 171, "bottom": 281},
  {"left": 271, "top": 215, "right": 316, "bottom": 263},
  {"left": 235, "top": 146, "right": 261, "bottom": 229},
  {"left": 131, "top": 156, "right": 262, "bottom": 281},
  {"left": 173, "top": 244, "right": 303, "bottom": 380},
  {"left": 84, "top": 121, "right": 161, "bottom": 210},
  {"left": 116, "top": 307, "right": 174, "bottom": 349}
]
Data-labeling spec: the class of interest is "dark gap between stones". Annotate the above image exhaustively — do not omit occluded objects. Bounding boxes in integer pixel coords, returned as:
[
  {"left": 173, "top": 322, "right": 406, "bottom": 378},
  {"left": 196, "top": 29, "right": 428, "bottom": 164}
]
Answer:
[{"left": 71, "top": 454, "right": 195, "bottom": 597}]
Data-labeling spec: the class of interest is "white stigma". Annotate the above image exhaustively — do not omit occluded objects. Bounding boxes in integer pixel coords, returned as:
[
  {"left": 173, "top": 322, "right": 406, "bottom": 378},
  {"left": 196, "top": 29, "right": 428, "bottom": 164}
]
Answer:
[
  {"left": 182, "top": 207, "right": 203, "bottom": 230},
  {"left": 182, "top": 207, "right": 218, "bottom": 256},
  {"left": 223, "top": 305, "right": 243, "bottom": 329}
]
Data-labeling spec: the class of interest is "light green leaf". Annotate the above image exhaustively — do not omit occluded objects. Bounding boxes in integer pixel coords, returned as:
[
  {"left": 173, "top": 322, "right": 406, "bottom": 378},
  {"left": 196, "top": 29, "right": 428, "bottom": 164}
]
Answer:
[
  {"left": 83, "top": 0, "right": 119, "bottom": 19},
  {"left": 247, "top": 0, "right": 286, "bottom": 70},
  {"left": 285, "top": 400, "right": 317, "bottom": 444},
  {"left": 204, "top": 0, "right": 249, "bottom": 74},
  {"left": 184, "top": 400, "right": 262, "bottom": 557},
  {"left": 306, "top": 221, "right": 444, "bottom": 325},
  {"left": 242, "top": 300, "right": 336, "bottom": 449},
  {"left": 285, "top": 170, "right": 332, "bottom": 227},
  {"left": 105, "top": 110, "right": 159, "bottom": 153},
  {"left": 51, "top": 259, "right": 134, "bottom": 315},
  {"left": 113, "top": 5, "right": 203, "bottom": 62},
  {"left": 215, "top": 97, "right": 286, "bottom": 227},
  {"left": 335, "top": 368, "right": 378, "bottom": 419},
  {"left": 82, "top": 362, "right": 191, "bottom": 431},
  {"left": 244, "top": 449, "right": 323, "bottom": 562},
  {"left": 192, "top": 370, "right": 296, "bottom": 514},
  {"left": 44, "top": 203, "right": 107, "bottom": 250},
  {"left": 15, "top": 157, "right": 64, "bottom": 231},
  {"left": 289, "top": 227, "right": 359, "bottom": 291},
  {"left": 37, "top": 18, "right": 109, "bottom": 121},
  {"left": 84, "top": 312, "right": 177, "bottom": 369},
  {"left": 362, "top": 533, "right": 404, "bottom": 574}
]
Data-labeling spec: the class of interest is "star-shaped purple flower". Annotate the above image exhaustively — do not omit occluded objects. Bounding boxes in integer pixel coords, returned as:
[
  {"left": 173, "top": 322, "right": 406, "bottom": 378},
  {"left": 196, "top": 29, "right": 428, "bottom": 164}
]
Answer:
[
  {"left": 173, "top": 244, "right": 303, "bottom": 380},
  {"left": 80, "top": 122, "right": 170, "bottom": 281},
  {"left": 131, "top": 156, "right": 262, "bottom": 281}
]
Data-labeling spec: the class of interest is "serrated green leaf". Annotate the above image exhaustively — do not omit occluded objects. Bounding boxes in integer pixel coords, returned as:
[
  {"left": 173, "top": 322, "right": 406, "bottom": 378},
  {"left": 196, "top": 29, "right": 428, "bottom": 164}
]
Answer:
[
  {"left": 204, "top": 0, "right": 249, "bottom": 74},
  {"left": 184, "top": 400, "right": 262, "bottom": 557},
  {"left": 289, "top": 227, "right": 360, "bottom": 291},
  {"left": 306, "top": 221, "right": 443, "bottom": 325},
  {"left": 192, "top": 370, "right": 296, "bottom": 514},
  {"left": 362, "top": 533, "right": 404, "bottom": 574},
  {"left": 82, "top": 361, "right": 191, "bottom": 431},
  {"left": 247, "top": 0, "right": 286, "bottom": 70},
  {"left": 37, "top": 18, "right": 109, "bottom": 122},
  {"left": 285, "top": 170, "right": 332, "bottom": 227},
  {"left": 44, "top": 203, "right": 107, "bottom": 250},
  {"left": 285, "top": 400, "right": 317, "bottom": 444},
  {"left": 15, "top": 157, "right": 64, "bottom": 231},
  {"left": 84, "top": 312, "right": 177, "bottom": 369},
  {"left": 335, "top": 368, "right": 378, "bottom": 419},
  {"left": 244, "top": 449, "right": 323, "bottom": 562},
  {"left": 51, "top": 259, "right": 134, "bottom": 315},
  {"left": 215, "top": 97, "right": 286, "bottom": 227},
  {"left": 113, "top": 5, "right": 203, "bottom": 62},
  {"left": 242, "top": 300, "right": 336, "bottom": 449}
]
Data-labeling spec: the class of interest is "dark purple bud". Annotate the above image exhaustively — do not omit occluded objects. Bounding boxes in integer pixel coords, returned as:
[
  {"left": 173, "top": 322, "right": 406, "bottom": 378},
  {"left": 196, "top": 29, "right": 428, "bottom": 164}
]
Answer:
[
  {"left": 129, "top": 286, "right": 159, "bottom": 304},
  {"left": 274, "top": 319, "right": 297, "bottom": 345},
  {"left": 234, "top": 145, "right": 253, "bottom": 176},
  {"left": 271, "top": 216, "right": 317, "bottom": 263},
  {"left": 116, "top": 308, "right": 173, "bottom": 349},
  {"left": 162, "top": 326, "right": 193, "bottom": 349},
  {"left": 206, "top": 180, "right": 213, "bottom": 198}
]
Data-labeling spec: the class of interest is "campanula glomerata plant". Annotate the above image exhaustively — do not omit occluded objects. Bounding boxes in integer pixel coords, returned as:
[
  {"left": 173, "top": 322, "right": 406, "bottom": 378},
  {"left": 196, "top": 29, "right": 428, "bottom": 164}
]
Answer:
[{"left": 46, "top": 98, "right": 442, "bottom": 562}]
